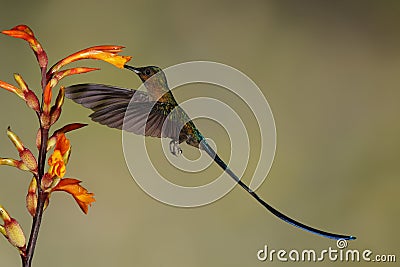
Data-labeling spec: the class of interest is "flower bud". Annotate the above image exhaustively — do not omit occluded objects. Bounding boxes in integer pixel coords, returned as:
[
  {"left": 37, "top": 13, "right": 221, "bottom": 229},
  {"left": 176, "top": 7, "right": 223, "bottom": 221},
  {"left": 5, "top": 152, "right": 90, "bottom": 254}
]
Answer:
[
  {"left": 13, "top": 73, "right": 40, "bottom": 112},
  {"left": 36, "top": 128, "right": 41, "bottom": 150},
  {"left": 50, "top": 108, "right": 61, "bottom": 126},
  {"left": 0, "top": 158, "right": 30, "bottom": 172},
  {"left": 24, "top": 90, "right": 40, "bottom": 112},
  {"left": 5, "top": 218, "right": 26, "bottom": 249},
  {"left": 49, "top": 86, "right": 65, "bottom": 125},
  {"left": 0, "top": 225, "right": 5, "bottom": 236},
  {"left": 13, "top": 73, "right": 28, "bottom": 92},
  {"left": 2, "top": 25, "right": 48, "bottom": 69},
  {"left": 54, "top": 86, "right": 65, "bottom": 110},
  {"left": 0, "top": 206, "right": 26, "bottom": 249},
  {"left": 46, "top": 135, "right": 57, "bottom": 151},
  {"left": 40, "top": 113, "right": 51, "bottom": 129},
  {"left": 19, "top": 149, "right": 38, "bottom": 172},
  {"left": 41, "top": 173, "right": 54, "bottom": 190},
  {"left": 26, "top": 177, "right": 38, "bottom": 217},
  {"left": 6, "top": 127, "right": 24, "bottom": 152},
  {"left": 7, "top": 127, "right": 38, "bottom": 172}
]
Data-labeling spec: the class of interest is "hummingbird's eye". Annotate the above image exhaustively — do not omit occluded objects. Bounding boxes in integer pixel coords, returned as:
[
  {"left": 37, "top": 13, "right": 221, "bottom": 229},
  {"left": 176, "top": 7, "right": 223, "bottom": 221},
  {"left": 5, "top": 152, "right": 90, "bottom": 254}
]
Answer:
[{"left": 145, "top": 69, "right": 151, "bottom": 76}]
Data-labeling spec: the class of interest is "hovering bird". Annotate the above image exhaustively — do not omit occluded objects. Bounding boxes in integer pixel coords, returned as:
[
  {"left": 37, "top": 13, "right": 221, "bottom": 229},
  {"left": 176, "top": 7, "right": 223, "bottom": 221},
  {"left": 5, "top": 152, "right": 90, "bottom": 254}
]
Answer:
[{"left": 65, "top": 65, "right": 355, "bottom": 240}]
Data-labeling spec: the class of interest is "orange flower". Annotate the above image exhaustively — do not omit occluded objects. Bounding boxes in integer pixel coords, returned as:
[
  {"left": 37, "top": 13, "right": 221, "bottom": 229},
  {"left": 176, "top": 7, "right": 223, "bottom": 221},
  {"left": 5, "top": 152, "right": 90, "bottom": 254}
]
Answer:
[
  {"left": 46, "top": 123, "right": 87, "bottom": 152},
  {"left": 47, "top": 45, "right": 132, "bottom": 77},
  {"left": 53, "top": 67, "right": 100, "bottom": 82},
  {"left": 52, "top": 178, "right": 95, "bottom": 214},
  {"left": 46, "top": 133, "right": 94, "bottom": 214},
  {"left": 2, "top": 25, "right": 48, "bottom": 68},
  {"left": 54, "top": 123, "right": 88, "bottom": 134},
  {"left": 0, "top": 80, "right": 24, "bottom": 99},
  {"left": 54, "top": 133, "right": 70, "bottom": 156},
  {"left": 42, "top": 83, "right": 54, "bottom": 114},
  {"left": 47, "top": 133, "right": 70, "bottom": 178},
  {"left": 48, "top": 150, "right": 66, "bottom": 178}
]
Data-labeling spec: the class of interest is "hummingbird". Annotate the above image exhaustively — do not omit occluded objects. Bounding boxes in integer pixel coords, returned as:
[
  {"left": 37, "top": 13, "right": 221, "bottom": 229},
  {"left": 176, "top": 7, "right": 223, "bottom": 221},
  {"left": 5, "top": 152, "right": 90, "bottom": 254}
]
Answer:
[{"left": 65, "top": 65, "right": 355, "bottom": 240}]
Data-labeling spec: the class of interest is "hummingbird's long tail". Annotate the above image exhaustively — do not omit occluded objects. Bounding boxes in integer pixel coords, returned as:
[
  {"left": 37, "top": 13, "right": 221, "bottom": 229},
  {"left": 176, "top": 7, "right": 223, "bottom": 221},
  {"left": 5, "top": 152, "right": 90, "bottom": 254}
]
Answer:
[{"left": 200, "top": 141, "right": 355, "bottom": 240}]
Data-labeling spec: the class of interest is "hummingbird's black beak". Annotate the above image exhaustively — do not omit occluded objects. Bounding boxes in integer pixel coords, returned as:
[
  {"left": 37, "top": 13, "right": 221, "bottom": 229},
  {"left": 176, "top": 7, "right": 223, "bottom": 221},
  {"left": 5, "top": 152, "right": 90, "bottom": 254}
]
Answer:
[{"left": 124, "top": 64, "right": 141, "bottom": 74}]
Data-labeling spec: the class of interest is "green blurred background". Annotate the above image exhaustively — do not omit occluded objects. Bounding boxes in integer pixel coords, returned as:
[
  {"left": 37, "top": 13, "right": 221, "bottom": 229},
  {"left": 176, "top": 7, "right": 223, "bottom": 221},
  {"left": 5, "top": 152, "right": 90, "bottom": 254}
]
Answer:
[{"left": 1, "top": 0, "right": 399, "bottom": 266}]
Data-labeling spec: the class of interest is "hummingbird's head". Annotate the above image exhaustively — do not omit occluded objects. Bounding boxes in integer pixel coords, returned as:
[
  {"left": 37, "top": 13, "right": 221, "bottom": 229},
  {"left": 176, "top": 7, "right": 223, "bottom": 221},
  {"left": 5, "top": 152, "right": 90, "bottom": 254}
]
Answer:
[
  {"left": 124, "top": 65, "right": 169, "bottom": 100},
  {"left": 124, "top": 65, "right": 163, "bottom": 83}
]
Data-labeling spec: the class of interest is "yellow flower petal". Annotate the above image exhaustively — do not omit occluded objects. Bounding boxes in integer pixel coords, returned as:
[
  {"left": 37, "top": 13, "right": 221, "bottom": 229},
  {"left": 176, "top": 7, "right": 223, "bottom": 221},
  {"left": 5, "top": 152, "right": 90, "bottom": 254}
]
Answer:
[{"left": 48, "top": 150, "right": 66, "bottom": 178}]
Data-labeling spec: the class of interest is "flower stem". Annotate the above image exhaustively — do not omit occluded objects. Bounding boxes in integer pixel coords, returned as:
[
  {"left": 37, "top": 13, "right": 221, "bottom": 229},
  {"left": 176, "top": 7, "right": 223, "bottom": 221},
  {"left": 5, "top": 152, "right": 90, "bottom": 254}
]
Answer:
[{"left": 22, "top": 126, "right": 49, "bottom": 267}]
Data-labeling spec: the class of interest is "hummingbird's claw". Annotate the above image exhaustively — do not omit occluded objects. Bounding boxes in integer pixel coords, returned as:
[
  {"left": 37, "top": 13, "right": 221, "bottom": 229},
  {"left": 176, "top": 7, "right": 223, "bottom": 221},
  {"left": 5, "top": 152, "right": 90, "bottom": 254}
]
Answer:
[{"left": 169, "top": 140, "right": 182, "bottom": 156}]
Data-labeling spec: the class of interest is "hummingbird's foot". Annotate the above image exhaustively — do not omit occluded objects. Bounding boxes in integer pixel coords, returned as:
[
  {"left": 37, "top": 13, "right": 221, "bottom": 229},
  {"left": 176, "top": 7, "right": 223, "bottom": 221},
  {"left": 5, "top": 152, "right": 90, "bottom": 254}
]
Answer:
[{"left": 169, "top": 140, "right": 182, "bottom": 156}]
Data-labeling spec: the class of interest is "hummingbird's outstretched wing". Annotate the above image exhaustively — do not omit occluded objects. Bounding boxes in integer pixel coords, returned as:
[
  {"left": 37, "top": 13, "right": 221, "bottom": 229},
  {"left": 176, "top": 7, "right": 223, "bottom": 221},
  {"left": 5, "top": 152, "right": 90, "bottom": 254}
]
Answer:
[{"left": 65, "top": 84, "right": 183, "bottom": 140}]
